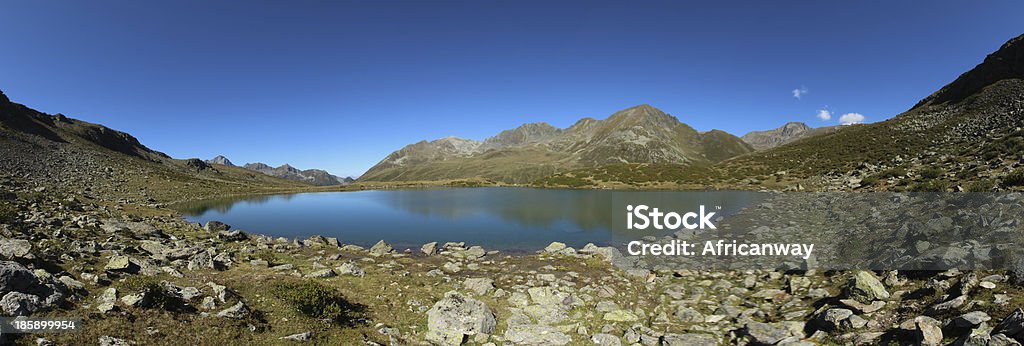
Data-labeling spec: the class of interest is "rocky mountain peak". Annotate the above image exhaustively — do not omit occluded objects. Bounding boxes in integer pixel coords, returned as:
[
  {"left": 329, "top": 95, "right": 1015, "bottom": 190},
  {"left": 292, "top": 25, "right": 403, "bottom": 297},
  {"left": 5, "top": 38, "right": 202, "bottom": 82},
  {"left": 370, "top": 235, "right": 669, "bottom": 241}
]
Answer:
[
  {"left": 605, "top": 104, "right": 679, "bottom": 129},
  {"left": 432, "top": 136, "right": 482, "bottom": 154},
  {"left": 914, "top": 33, "right": 1024, "bottom": 108},
  {"left": 279, "top": 164, "right": 300, "bottom": 173},
  {"left": 740, "top": 122, "right": 830, "bottom": 151},
  {"left": 206, "top": 155, "right": 235, "bottom": 166},
  {"left": 0, "top": 89, "right": 9, "bottom": 105},
  {"left": 779, "top": 122, "right": 811, "bottom": 135},
  {"left": 482, "top": 122, "right": 561, "bottom": 149}
]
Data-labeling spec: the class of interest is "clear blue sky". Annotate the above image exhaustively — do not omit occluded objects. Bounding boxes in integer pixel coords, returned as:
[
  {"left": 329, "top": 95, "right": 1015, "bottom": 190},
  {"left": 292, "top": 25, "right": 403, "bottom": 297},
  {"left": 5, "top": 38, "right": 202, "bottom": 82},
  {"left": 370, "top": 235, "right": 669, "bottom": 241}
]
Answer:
[{"left": 1, "top": 1, "right": 1021, "bottom": 177}]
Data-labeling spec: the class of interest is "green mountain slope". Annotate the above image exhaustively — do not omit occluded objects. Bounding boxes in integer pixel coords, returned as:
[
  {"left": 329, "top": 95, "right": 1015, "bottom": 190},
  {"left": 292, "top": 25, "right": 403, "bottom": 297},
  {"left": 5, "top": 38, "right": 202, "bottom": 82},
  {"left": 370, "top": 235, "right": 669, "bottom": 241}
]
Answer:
[
  {"left": 0, "top": 90, "right": 311, "bottom": 203},
  {"left": 536, "top": 33, "right": 1024, "bottom": 191}
]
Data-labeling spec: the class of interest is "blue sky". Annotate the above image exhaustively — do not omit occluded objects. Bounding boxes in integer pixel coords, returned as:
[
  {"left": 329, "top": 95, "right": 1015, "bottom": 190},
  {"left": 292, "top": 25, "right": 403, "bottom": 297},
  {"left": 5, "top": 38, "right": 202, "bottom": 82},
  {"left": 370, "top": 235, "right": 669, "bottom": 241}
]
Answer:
[{"left": 1, "top": 1, "right": 1021, "bottom": 177}]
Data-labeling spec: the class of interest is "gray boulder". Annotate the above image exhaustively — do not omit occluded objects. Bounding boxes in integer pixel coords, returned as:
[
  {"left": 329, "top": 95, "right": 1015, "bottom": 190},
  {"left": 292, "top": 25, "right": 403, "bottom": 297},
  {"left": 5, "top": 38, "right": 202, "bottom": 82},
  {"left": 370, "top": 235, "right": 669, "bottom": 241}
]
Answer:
[
  {"left": 422, "top": 242, "right": 438, "bottom": 256},
  {"left": 504, "top": 324, "right": 571, "bottom": 345},
  {"left": 0, "top": 261, "right": 37, "bottom": 296},
  {"left": 814, "top": 308, "right": 854, "bottom": 331},
  {"left": 425, "top": 291, "right": 496, "bottom": 345},
  {"left": 369, "top": 240, "right": 393, "bottom": 256},
  {"left": 281, "top": 332, "right": 313, "bottom": 341},
  {"left": 993, "top": 308, "right": 1024, "bottom": 339},
  {"left": 462, "top": 278, "right": 494, "bottom": 296},
  {"left": 0, "top": 291, "right": 41, "bottom": 315},
  {"left": 216, "top": 302, "right": 250, "bottom": 319},
  {"left": 0, "top": 239, "right": 32, "bottom": 259},
  {"left": 217, "top": 230, "right": 247, "bottom": 242},
  {"left": 335, "top": 262, "right": 365, "bottom": 277},
  {"left": 204, "top": 221, "right": 231, "bottom": 232},
  {"left": 590, "top": 333, "right": 621, "bottom": 346},
  {"left": 662, "top": 333, "right": 718, "bottom": 346},
  {"left": 843, "top": 270, "right": 890, "bottom": 303},
  {"left": 743, "top": 322, "right": 790, "bottom": 344}
]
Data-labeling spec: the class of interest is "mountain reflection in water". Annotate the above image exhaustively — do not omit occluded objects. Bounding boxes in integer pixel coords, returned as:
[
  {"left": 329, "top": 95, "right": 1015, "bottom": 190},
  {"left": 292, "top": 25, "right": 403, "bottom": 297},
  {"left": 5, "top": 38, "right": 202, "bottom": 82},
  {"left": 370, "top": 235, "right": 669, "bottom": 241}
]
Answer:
[{"left": 173, "top": 188, "right": 761, "bottom": 251}]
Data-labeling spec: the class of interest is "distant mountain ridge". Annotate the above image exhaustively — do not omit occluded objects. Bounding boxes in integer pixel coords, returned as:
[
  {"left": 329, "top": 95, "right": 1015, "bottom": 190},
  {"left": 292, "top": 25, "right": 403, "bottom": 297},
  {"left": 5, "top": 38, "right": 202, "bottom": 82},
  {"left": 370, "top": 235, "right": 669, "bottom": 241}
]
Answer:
[
  {"left": 0, "top": 90, "right": 168, "bottom": 162},
  {"left": 740, "top": 122, "right": 839, "bottom": 150},
  {"left": 221, "top": 160, "right": 354, "bottom": 186},
  {"left": 360, "top": 104, "right": 754, "bottom": 183},
  {"left": 0, "top": 89, "right": 309, "bottom": 204}
]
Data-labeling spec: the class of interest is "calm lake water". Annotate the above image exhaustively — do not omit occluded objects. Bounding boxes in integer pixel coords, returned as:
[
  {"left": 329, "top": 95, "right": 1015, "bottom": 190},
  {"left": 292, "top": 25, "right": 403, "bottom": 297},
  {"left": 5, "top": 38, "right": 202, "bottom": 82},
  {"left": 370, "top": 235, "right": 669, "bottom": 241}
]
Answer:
[{"left": 174, "top": 188, "right": 762, "bottom": 251}]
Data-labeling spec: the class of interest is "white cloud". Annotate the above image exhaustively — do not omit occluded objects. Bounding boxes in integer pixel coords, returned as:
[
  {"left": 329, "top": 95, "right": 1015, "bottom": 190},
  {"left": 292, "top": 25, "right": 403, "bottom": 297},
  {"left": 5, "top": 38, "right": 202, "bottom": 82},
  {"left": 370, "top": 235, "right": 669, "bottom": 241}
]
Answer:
[
  {"left": 816, "top": 109, "right": 832, "bottom": 121},
  {"left": 792, "top": 86, "right": 808, "bottom": 99},
  {"left": 839, "top": 113, "right": 865, "bottom": 125}
]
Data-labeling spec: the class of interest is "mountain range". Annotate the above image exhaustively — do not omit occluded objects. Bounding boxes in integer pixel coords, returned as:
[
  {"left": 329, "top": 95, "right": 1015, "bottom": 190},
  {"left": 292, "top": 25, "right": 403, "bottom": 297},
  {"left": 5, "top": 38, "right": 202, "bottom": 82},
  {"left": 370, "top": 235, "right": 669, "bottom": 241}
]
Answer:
[
  {"left": 362, "top": 33, "right": 1024, "bottom": 191},
  {"left": 360, "top": 104, "right": 756, "bottom": 183},
  {"left": 241, "top": 162, "right": 353, "bottom": 186}
]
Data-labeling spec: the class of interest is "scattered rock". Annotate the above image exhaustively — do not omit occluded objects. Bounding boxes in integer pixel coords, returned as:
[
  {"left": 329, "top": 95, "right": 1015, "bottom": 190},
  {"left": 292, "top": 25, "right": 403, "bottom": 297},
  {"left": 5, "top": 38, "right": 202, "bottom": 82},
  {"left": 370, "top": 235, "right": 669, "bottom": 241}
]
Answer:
[
  {"left": 603, "top": 309, "right": 639, "bottom": 322},
  {"left": 305, "top": 268, "right": 336, "bottom": 278},
  {"left": 98, "top": 336, "right": 130, "bottom": 346},
  {"left": 504, "top": 324, "right": 571, "bottom": 345},
  {"left": 590, "top": 333, "right": 621, "bottom": 346}
]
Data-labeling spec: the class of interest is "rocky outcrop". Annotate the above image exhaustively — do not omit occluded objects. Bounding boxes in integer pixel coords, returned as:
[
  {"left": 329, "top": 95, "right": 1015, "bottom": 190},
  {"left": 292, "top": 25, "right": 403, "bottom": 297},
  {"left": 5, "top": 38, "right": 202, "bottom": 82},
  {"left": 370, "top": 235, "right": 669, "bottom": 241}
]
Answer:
[{"left": 914, "top": 33, "right": 1024, "bottom": 108}]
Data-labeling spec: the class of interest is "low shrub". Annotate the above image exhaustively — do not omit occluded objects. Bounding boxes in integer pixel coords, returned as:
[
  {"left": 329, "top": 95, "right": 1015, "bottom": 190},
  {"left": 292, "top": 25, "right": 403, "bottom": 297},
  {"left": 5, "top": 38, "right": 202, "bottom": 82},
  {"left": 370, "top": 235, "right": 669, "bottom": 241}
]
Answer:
[
  {"left": 118, "top": 276, "right": 177, "bottom": 310},
  {"left": 911, "top": 180, "right": 949, "bottom": 192},
  {"left": 920, "top": 167, "right": 944, "bottom": 180},
  {"left": 0, "top": 203, "right": 16, "bottom": 224},
  {"left": 272, "top": 281, "right": 364, "bottom": 325},
  {"left": 1003, "top": 169, "right": 1024, "bottom": 187}
]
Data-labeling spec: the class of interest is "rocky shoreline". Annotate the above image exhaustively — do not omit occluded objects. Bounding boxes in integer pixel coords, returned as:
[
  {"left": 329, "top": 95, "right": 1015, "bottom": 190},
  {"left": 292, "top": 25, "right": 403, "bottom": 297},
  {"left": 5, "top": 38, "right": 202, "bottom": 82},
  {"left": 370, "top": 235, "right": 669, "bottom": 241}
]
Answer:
[{"left": 3, "top": 174, "right": 1024, "bottom": 346}]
